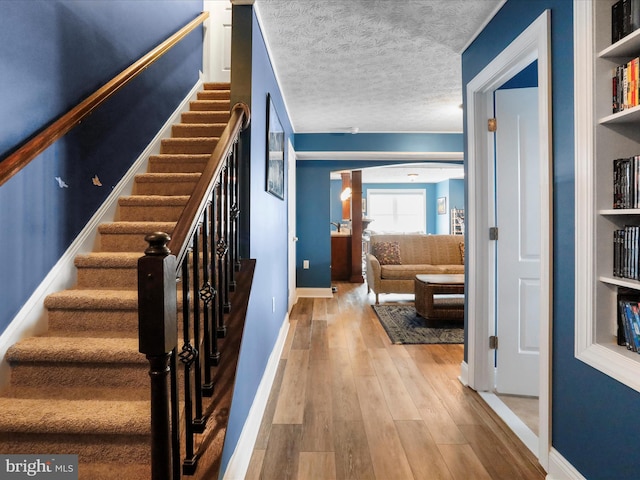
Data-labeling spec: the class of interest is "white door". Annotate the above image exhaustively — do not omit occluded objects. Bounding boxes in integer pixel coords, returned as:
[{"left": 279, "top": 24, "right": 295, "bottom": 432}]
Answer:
[
  {"left": 494, "top": 87, "right": 540, "bottom": 396},
  {"left": 287, "top": 139, "right": 298, "bottom": 310},
  {"left": 203, "top": 0, "right": 232, "bottom": 83}
]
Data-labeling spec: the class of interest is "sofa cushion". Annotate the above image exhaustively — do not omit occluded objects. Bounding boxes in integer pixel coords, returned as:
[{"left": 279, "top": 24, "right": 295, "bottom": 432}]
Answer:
[
  {"left": 380, "top": 264, "right": 464, "bottom": 280},
  {"left": 459, "top": 242, "right": 465, "bottom": 264},
  {"left": 372, "top": 241, "right": 401, "bottom": 265}
]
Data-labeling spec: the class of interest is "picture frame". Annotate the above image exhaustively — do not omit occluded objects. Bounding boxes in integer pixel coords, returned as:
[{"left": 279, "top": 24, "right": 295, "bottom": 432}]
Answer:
[
  {"left": 437, "top": 197, "right": 446, "bottom": 215},
  {"left": 266, "top": 93, "right": 285, "bottom": 200}
]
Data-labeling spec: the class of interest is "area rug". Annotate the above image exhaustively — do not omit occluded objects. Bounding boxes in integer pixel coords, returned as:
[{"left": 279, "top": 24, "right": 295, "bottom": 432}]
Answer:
[{"left": 371, "top": 304, "right": 463, "bottom": 344}]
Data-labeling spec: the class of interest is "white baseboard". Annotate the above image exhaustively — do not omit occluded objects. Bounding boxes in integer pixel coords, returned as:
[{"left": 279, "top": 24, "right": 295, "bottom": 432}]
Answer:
[
  {"left": 0, "top": 78, "right": 204, "bottom": 390},
  {"left": 458, "top": 360, "right": 469, "bottom": 386},
  {"left": 478, "top": 392, "right": 538, "bottom": 456},
  {"left": 222, "top": 313, "right": 290, "bottom": 480},
  {"left": 296, "top": 287, "right": 333, "bottom": 298},
  {"left": 546, "top": 448, "right": 585, "bottom": 480}
]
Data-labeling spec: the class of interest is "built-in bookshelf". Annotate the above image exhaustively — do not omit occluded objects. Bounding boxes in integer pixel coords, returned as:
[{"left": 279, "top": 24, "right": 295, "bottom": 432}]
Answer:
[
  {"left": 575, "top": 0, "right": 640, "bottom": 393},
  {"left": 451, "top": 208, "right": 464, "bottom": 235}
]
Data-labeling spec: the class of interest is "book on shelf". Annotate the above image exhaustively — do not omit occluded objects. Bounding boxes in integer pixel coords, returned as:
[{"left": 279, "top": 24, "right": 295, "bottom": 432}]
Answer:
[
  {"left": 613, "top": 225, "right": 640, "bottom": 280},
  {"left": 612, "top": 58, "right": 640, "bottom": 113},
  {"left": 612, "top": 0, "right": 640, "bottom": 44},
  {"left": 612, "top": 156, "right": 640, "bottom": 208},
  {"left": 617, "top": 288, "right": 640, "bottom": 349}
]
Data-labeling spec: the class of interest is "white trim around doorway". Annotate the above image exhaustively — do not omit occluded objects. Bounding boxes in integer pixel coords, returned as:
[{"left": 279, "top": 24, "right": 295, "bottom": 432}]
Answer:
[{"left": 464, "top": 10, "right": 552, "bottom": 471}]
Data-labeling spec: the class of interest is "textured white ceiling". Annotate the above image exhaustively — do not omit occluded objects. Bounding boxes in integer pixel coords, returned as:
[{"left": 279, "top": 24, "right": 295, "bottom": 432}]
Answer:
[{"left": 254, "top": 0, "right": 503, "bottom": 133}]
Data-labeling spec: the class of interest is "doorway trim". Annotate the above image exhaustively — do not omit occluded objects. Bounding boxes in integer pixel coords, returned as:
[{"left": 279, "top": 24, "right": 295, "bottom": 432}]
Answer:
[
  {"left": 287, "top": 138, "right": 298, "bottom": 310},
  {"left": 464, "top": 10, "right": 552, "bottom": 470}
]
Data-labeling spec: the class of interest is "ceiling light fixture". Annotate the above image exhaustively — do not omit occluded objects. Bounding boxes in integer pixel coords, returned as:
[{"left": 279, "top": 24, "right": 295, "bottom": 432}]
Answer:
[{"left": 407, "top": 173, "right": 419, "bottom": 182}]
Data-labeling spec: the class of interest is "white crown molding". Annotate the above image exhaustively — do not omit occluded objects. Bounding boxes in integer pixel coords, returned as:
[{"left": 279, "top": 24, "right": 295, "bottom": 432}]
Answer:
[{"left": 296, "top": 151, "right": 463, "bottom": 161}]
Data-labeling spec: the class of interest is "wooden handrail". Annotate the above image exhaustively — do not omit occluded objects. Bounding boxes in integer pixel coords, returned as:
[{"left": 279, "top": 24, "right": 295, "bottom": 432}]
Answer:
[
  {"left": 0, "top": 11, "right": 210, "bottom": 188},
  {"left": 168, "top": 102, "right": 250, "bottom": 266}
]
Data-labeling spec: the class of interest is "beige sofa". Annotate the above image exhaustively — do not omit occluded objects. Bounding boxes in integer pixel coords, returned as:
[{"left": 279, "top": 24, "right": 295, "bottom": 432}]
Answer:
[{"left": 365, "top": 234, "right": 464, "bottom": 304}]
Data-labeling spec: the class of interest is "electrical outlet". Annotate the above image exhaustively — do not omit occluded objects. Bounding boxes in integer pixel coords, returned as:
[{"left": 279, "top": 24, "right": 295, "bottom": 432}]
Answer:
[
  {"left": 303, "top": 260, "right": 310, "bottom": 269},
  {"left": 272, "top": 297, "right": 276, "bottom": 313}
]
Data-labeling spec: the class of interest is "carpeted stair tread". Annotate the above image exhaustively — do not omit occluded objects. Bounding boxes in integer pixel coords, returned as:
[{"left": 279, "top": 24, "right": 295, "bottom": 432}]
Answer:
[
  {"left": 134, "top": 172, "right": 201, "bottom": 194},
  {"left": 189, "top": 99, "right": 231, "bottom": 111},
  {"left": 74, "top": 252, "right": 142, "bottom": 289},
  {"left": 118, "top": 195, "right": 190, "bottom": 207},
  {"left": 75, "top": 252, "right": 142, "bottom": 268},
  {"left": 98, "top": 221, "right": 175, "bottom": 235},
  {"left": 197, "top": 92, "right": 230, "bottom": 101},
  {"left": 147, "top": 154, "right": 210, "bottom": 173},
  {"left": 118, "top": 195, "right": 189, "bottom": 222},
  {"left": 0, "top": 398, "right": 150, "bottom": 435},
  {"left": 6, "top": 336, "right": 144, "bottom": 364},
  {"left": 197, "top": 90, "right": 230, "bottom": 100},
  {"left": 160, "top": 137, "right": 219, "bottom": 155},
  {"left": 203, "top": 82, "right": 230, "bottom": 90},
  {"left": 97, "top": 221, "right": 176, "bottom": 252},
  {"left": 3, "top": 385, "right": 148, "bottom": 401},
  {"left": 134, "top": 172, "right": 202, "bottom": 183},
  {"left": 171, "top": 123, "right": 226, "bottom": 138},
  {"left": 45, "top": 289, "right": 138, "bottom": 310},
  {"left": 43, "top": 330, "right": 138, "bottom": 339},
  {"left": 181, "top": 111, "right": 230, "bottom": 124},
  {"left": 79, "top": 463, "right": 150, "bottom": 480}
]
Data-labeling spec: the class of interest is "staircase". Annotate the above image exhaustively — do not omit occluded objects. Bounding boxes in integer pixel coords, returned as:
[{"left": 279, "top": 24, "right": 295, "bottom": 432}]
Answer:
[{"left": 0, "top": 83, "right": 231, "bottom": 479}]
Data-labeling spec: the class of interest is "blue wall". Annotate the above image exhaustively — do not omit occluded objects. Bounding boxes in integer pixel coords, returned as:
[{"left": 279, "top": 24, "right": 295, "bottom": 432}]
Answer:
[
  {"left": 465, "top": 1, "right": 640, "bottom": 477},
  {"left": 219, "top": 8, "right": 294, "bottom": 475},
  {"left": 296, "top": 132, "right": 463, "bottom": 153},
  {"left": 296, "top": 132, "right": 463, "bottom": 288},
  {"left": 0, "top": 0, "right": 202, "bottom": 336},
  {"left": 435, "top": 178, "right": 464, "bottom": 234},
  {"left": 500, "top": 60, "right": 538, "bottom": 89}
]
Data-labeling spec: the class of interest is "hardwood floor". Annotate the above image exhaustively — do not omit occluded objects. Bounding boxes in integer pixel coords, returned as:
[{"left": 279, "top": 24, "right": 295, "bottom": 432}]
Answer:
[{"left": 246, "top": 282, "right": 546, "bottom": 480}]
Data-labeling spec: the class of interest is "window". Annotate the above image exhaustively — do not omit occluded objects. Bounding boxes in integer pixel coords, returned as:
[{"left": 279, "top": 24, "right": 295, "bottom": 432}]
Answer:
[{"left": 366, "top": 189, "right": 426, "bottom": 233}]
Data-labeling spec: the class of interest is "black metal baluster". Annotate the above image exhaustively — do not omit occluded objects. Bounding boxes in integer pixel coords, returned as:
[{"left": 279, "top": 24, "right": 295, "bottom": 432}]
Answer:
[
  {"left": 170, "top": 348, "right": 180, "bottom": 480},
  {"left": 233, "top": 140, "right": 242, "bottom": 273},
  {"left": 191, "top": 230, "right": 207, "bottom": 432},
  {"left": 210, "top": 189, "right": 223, "bottom": 360},
  {"left": 228, "top": 148, "right": 238, "bottom": 292},
  {"left": 215, "top": 179, "right": 228, "bottom": 338},
  {"left": 200, "top": 204, "right": 216, "bottom": 394},
  {"left": 180, "top": 254, "right": 199, "bottom": 475},
  {"left": 222, "top": 163, "right": 231, "bottom": 313},
  {"left": 229, "top": 141, "right": 240, "bottom": 280}
]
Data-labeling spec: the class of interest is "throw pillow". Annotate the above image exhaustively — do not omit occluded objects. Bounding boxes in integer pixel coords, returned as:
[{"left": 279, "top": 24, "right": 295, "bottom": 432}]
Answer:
[
  {"left": 373, "top": 241, "right": 401, "bottom": 265},
  {"left": 459, "top": 242, "right": 465, "bottom": 264}
]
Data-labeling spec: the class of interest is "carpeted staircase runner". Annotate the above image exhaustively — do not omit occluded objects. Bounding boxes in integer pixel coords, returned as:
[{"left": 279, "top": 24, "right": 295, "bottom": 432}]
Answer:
[{"left": 0, "top": 83, "right": 231, "bottom": 479}]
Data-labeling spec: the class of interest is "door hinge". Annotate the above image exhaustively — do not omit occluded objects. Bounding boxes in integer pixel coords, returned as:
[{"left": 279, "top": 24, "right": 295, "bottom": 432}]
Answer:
[
  {"left": 489, "top": 335, "right": 498, "bottom": 350},
  {"left": 488, "top": 118, "right": 497, "bottom": 132},
  {"left": 489, "top": 226, "right": 499, "bottom": 240}
]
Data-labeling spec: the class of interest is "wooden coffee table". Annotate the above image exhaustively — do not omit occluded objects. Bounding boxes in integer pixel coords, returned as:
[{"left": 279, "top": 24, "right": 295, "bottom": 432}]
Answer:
[{"left": 414, "top": 274, "right": 465, "bottom": 320}]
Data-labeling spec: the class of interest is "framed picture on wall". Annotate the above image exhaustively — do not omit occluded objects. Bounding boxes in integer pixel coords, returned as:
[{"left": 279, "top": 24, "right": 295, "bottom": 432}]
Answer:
[
  {"left": 437, "top": 197, "right": 446, "bottom": 215},
  {"left": 266, "top": 93, "right": 285, "bottom": 200}
]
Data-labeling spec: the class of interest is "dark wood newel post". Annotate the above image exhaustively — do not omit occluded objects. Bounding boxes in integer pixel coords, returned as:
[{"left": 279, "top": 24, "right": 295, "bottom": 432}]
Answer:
[{"left": 138, "top": 232, "right": 178, "bottom": 480}]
